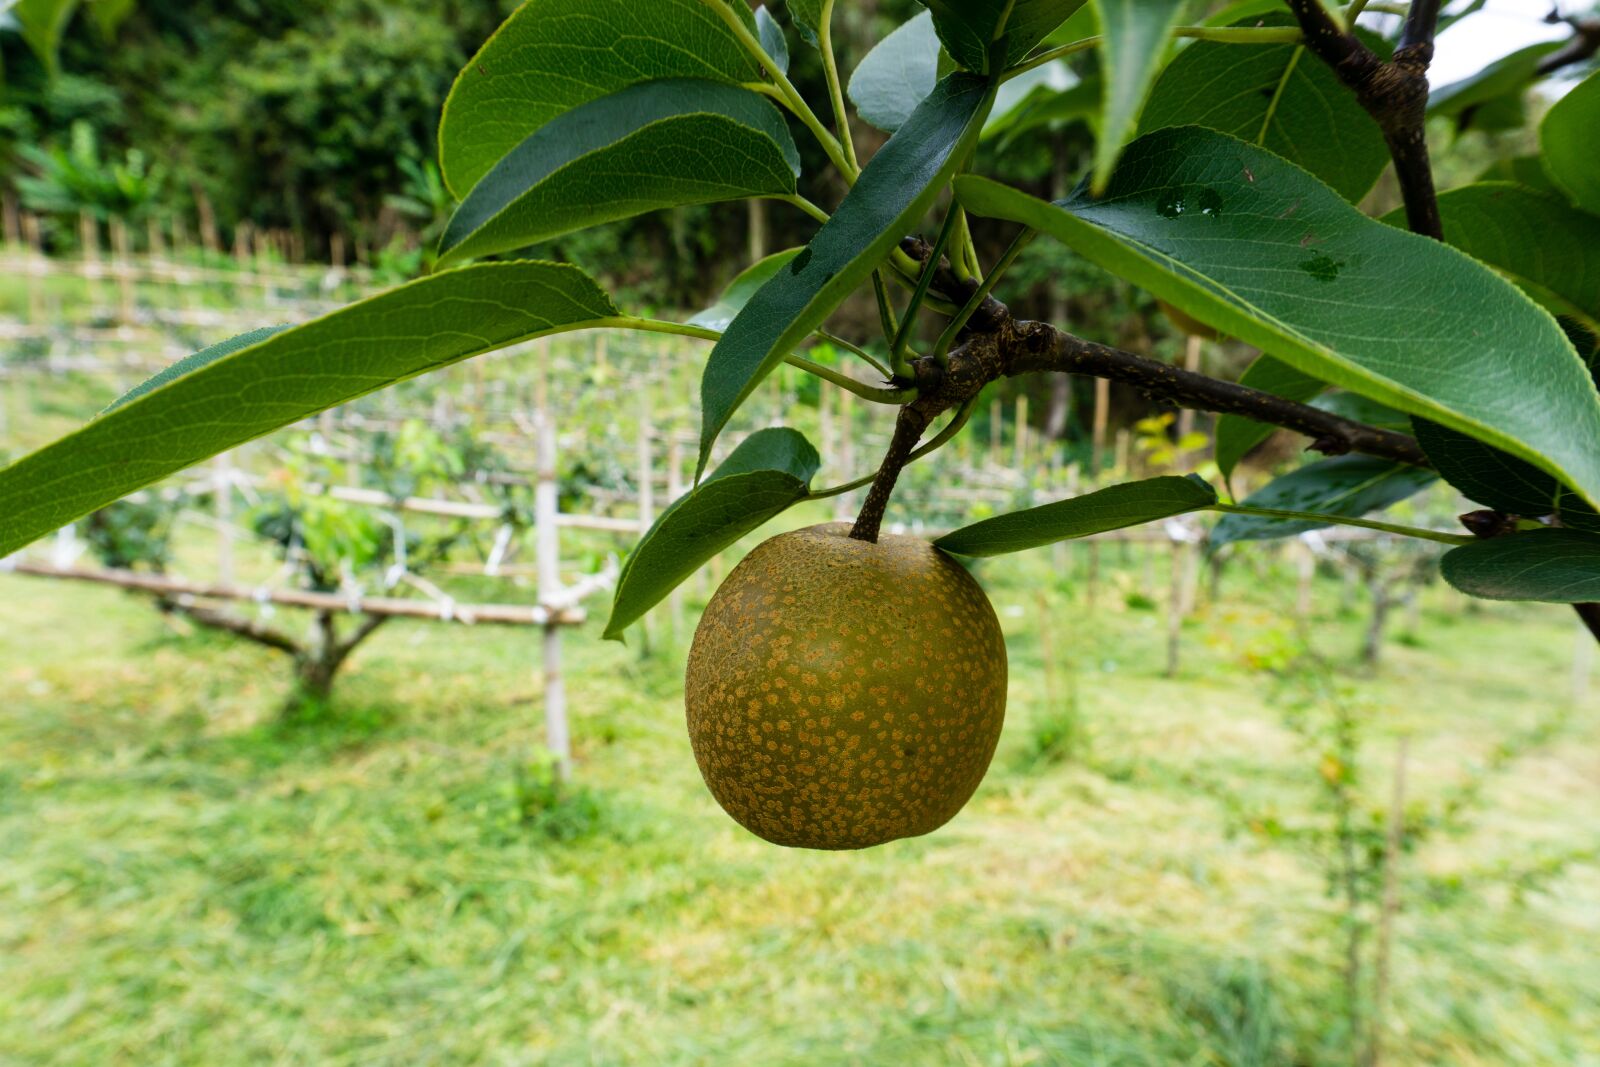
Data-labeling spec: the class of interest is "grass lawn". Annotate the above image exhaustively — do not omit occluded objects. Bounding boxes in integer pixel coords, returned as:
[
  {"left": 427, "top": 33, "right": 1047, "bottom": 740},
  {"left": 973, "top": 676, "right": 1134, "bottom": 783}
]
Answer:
[{"left": 2, "top": 530, "right": 1596, "bottom": 1066}]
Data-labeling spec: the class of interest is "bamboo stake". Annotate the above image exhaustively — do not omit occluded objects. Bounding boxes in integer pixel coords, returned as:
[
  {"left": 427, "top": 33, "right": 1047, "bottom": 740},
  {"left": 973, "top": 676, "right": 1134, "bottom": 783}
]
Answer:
[{"left": 535, "top": 411, "right": 572, "bottom": 780}]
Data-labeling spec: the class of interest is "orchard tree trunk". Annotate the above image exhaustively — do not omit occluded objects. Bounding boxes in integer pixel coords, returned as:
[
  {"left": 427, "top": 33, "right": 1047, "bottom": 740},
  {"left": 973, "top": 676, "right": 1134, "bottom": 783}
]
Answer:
[{"left": 283, "top": 610, "right": 388, "bottom": 716}]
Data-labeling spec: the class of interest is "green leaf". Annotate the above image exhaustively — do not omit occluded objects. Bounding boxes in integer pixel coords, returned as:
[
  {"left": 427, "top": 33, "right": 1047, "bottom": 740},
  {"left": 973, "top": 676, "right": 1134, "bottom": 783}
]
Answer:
[
  {"left": 104, "top": 326, "right": 294, "bottom": 413},
  {"left": 690, "top": 249, "right": 804, "bottom": 333},
  {"left": 604, "top": 428, "right": 820, "bottom": 639},
  {"left": 10, "top": 0, "right": 79, "bottom": 73},
  {"left": 848, "top": 10, "right": 941, "bottom": 133},
  {"left": 955, "top": 126, "right": 1600, "bottom": 510},
  {"left": 983, "top": 70, "right": 1097, "bottom": 151},
  {"left": 1420, "top": 183, "right": 1600, "bottom": 337},
  {"left": 85, "top": 0, "right": 133, "bottom": 39},
  {"left": 786, "top": 0, "right": 823, "bottom": 47},
  {"left": 438, "top": 0, "right": 761, "bottom": 196},
  {"left": 437, "top": 80, "right": 799, "bottom": 266},
  {"left": 920, "top": 0, "right": 1087, "bottom": 74},
  {"left": 1212, "top": 455, "right": 1437, "bottom": 547},
  {"left": 1412, "top": 417, "right": 1559, "bottom": 517},
  {"left": 1214, "top": 355, "right": 1323, "bottom": 479},
  {"left": 0, "top": 263, "right": 619, "bottom": 557},
  {"left": 698, "top": 72, "right": 994, "bottom": 477},
  {"left": 756, "top": 6, "right": 790, "bottom": 75},
  {"left": 1541, "top": 70, "right": 1600, "bottom": 217},
  {"left": 1088, "top": 0, "right": 1187, "bottom": 193},
  {"left": 1441, "top": 529, "right": 1600, "bottom": 603},
  {"left": 983, "top": 59, "right": 1084, "bottom": 143},
  {"left": 1140, "top": 14, "right": 1389, "bottom": 203},
  {"left": 1310, "top": 392, "right": 1409, "bottom": 432},
  {"left": 935, "top": 475, "right": 1217, "bottom": 556},
  {"left": 1429, "top": 41, "right": 1563, "bottom": 133},
  {"left": 1476, "top": 154, "right": 1558, "bottom": 197}
]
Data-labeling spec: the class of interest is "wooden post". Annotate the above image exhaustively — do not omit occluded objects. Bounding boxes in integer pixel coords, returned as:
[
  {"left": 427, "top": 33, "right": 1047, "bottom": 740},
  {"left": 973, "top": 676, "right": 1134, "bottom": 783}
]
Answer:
[
  {"left": 195, "top": 188, "right": 222, "bottom": 258},
  {"left": 1037, "top": 590, "right": 1058, "bottom": 713},
  {"left": 146, "top": 215, "right": 165, "bottom": 261},
  {"left": 667, "top": 436, "right": 686, "bottom": 642},
  {"left": 109, "top": 217, "right": 135, "bottom": 323},
  {"left": 1113, "top": 427, "right": 1131, "bottom": 475},
  {"left": 1297, "top": 540, "right": 1316, "bottom": 623},
  {"left": 636, "top": 390, "right": 655, "bottom": 651},
  {"left": 1574, "top": 616, "right": 1594, "bottom": 706},
  {"left": 819, "top": 385, "right": 835, "bottom": 477},
  {"left": 1091, "top": 378, "right": 1110, "bottom": 474},
  {"left": 535, "top": 411, "right": 571, "bottom": 781},
  {"left": 21, "top": 213, "right": 44, "bottom": 323},
  {"left": 78, "top": 211, "right": 105, "bottom": 313},
  {"left": 1166, "top": 535, "right": 1188, "bottom": 677},
  {"left": 1176, "top": 335, "right": 1203, "bottom": 444},
  {"left": 214, "top": 453, "right": 235, "bottom": 585},
  {"left": 835, "top": 389, "right": 856, "bottom": 522},
  {"left": 989, "top": 397, "right": 1002, "bottom": 470},
  {"left": 747, "top": 197, "right": 769, "bottom": 262},
  {"left": 1014, "top": 393, "right": 1029, "bottom": 473},
  {"left": 1, "top": 189, "right": 19, "bottom": 246},
  {"left": 331, "top": 232, "right": 347, "bottom": 270}
]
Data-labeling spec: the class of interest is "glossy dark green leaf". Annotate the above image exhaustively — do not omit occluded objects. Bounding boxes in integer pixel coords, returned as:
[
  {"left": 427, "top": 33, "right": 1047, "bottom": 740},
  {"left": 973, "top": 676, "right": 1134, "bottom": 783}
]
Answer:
[
  {"left": 438, "top": 0, "right": 761, "bottom": 196},
  {"left": 1441, "top": 529, "right": 1600, "bottom": 603},
  {"left": 1476, "top": 154, "right": 1559, "bottom": 197},
  {"left": 920, "top": 0, "right": 1087, "bottom": 74},
  {"left": 1088, "top": 0, "right": 1187, "bottom": 193},
  {"left": 10, "top": 0, "right": 78, "bottom": 73},
  {"left": 1429, "top": 41, "right": 1562, "bottom": 133},
  {"left": 698, "top": 73, "right": 994, "bottom": 477},
  {"left": 1212, "top": 455, "right": 1436, "bottom": 547},
  {"left": 935, "top": 475, "right": 1217, "bottom": 556},
  {"left": 1140, "top": 15, "right": 1389, "bottom": 203},
  {"left": 1541, "top": 70, "right": 1600, "bottom": 216},
  {"left": 1214, "top": 355, "right": 1323, "bottom": 479},
  {"left": 1419, "top": 183, "right": 1600, "bottom": 334},
  {"left": 1413, "top": 417, "right": 1559, "bottom": 518},
  {"left": 0, "top": 263, "right": 620, "bottom": 557},
  {"left": 848, "top": 10, "right": 941, "bottom": 132},
  {"left": 438, "top": 80, "right": 799, "bottom": 265},
  {"left": 690, "top": 249, "right": 805, "bottom": 333},
  {"left": 756, "top": 6, "right": 790, "bottom": 75},
  {"left": 955, "top": 126, "right": 1600, "bottom": 509},
  {"left": 604, "top": 428, "right": 820, "bottom": 639}
]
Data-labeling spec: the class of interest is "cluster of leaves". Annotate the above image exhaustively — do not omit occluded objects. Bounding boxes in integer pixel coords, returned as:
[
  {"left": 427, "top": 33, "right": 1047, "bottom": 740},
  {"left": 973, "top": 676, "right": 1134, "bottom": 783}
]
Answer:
[{"left": 3, "top": 0, "right": 1600, "bottom": 636}]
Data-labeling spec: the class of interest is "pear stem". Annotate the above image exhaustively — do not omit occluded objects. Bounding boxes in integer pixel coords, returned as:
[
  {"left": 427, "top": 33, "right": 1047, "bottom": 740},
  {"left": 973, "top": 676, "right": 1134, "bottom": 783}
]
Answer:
[{"left": 849, "top": 405, "right": 933, "bottom": 543}]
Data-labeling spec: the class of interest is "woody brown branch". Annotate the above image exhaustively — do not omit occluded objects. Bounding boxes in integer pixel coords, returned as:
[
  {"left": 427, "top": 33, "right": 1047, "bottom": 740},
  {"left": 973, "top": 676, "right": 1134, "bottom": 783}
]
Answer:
[{"left": 1284, "top": 0, "right": 1443, "bottom": 238}]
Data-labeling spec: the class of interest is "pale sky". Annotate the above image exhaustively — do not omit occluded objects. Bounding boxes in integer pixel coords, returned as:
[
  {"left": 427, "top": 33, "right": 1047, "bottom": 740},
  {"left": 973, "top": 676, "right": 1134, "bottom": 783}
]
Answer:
[{"left": 1361, "top": 0, "right": 1590, "bottom": 88}]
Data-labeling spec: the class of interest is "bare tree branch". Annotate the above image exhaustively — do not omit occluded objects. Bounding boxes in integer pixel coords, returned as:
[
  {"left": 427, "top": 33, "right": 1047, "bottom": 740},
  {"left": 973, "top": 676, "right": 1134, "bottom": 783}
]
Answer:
[
  {"left": 162, "top": 599, "right": 303, "bottom": 655},
  {"left": 1284, "top": 0, "right": 1443, "bottom": 238}
]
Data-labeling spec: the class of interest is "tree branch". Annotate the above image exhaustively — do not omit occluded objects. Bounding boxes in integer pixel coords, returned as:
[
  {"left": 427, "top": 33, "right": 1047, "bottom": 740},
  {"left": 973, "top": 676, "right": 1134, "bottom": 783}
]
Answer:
[
  {"left": 1005, "top": 323, "right": 1428, "bottom": 465},
  {"left": 161, "top": 599, "right": 303, "bottom": 655},
  {"left": 1284, "top": 0, "right": 1442, "bottom": 238},
  {"left": 850, "top": 405, "right": 935, "bottom": 543},
  {"left": 893, "top": 238, "right": 1428, "bottom": 467},
  {"left": 1535, "top": 16, "right": 1600, "bottom": 76}
]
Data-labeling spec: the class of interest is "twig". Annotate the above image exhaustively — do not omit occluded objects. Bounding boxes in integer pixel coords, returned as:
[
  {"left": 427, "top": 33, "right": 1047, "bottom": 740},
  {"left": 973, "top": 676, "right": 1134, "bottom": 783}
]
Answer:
[
  {"left": 849, "top": 405, "right": 935, "bottom": 543},
  {"left": 1285, "top": 0, "right": 1443, "bottom": 238},
  {"left": 1535, "top": 17, "right": 1600, "bottom": 76},
  {"left": 163, "top": 598, "right": 302, "bottom": 654},
  {"left": 1006, "top": 324, "right": 1428, "bottom": 466}
]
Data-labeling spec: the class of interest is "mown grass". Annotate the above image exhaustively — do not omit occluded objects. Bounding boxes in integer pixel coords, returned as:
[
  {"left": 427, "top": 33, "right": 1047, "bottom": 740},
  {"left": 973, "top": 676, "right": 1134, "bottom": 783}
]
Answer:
[{"left": 2, "top": 526, "right": 1597, "bottom": 1066}]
